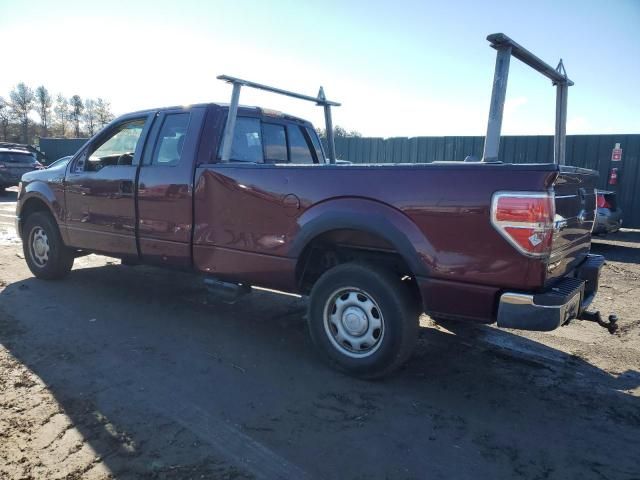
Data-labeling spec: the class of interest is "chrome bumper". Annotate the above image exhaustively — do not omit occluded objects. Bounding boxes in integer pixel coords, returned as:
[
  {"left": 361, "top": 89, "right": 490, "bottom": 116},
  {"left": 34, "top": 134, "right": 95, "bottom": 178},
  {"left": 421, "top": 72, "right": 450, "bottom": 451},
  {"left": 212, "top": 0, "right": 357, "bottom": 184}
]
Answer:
[
  {"left": 497, "top": 254, "right": 604, "bottom": 332},
  {"left": 497, "top": 288, "right": 582, "bottom": 331}
]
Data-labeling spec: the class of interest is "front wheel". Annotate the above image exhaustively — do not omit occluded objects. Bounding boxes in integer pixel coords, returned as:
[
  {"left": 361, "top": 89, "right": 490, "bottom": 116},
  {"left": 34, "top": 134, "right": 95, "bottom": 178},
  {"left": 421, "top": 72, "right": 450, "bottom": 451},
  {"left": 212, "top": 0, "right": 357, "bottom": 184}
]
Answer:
[
  {"left": 23, "top": 212, "right": 74, "bottom": 280},
  {"left": 308, "top": 263, "right": 419, "bottom": 379}
]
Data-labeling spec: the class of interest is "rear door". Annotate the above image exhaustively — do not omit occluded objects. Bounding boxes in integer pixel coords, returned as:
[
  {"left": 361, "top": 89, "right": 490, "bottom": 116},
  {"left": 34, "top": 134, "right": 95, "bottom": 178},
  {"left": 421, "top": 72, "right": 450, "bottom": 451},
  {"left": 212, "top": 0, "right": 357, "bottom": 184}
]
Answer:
[
  {"left": 547, "top": 166, "right": 598, "bottom": 283},
  {"left": 136, "top": 106, "right": 206, "bottom": 266}
]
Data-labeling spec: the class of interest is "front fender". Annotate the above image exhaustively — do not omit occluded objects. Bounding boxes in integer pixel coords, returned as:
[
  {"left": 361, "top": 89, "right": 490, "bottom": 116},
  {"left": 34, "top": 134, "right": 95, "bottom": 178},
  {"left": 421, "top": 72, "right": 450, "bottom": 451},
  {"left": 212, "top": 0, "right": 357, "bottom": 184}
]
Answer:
[
  {"left": 18, "top": 181, "right": 65, "bottom": 240},
  {"left": 291, "top": 197, "right": 435, "bottom": 277}
]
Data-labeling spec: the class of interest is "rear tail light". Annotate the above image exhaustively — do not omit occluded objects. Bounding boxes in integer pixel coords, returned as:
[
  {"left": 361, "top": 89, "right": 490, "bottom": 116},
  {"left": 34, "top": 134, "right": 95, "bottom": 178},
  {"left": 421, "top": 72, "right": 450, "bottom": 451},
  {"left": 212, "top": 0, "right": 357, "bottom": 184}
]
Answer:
[
  {"left": 596, "top": 194, "right": 612, "bottom": 209},
  {"left": 491, "top": 191, "right": 555, "bottom": 257}
]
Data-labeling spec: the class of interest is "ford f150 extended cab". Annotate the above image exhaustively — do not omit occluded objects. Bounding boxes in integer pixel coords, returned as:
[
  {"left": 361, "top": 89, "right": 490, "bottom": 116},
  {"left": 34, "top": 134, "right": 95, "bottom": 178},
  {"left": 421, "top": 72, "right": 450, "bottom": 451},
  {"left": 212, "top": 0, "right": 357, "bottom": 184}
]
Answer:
[{"left": 14, "top": 34, "right": 611, "bottom": 377}]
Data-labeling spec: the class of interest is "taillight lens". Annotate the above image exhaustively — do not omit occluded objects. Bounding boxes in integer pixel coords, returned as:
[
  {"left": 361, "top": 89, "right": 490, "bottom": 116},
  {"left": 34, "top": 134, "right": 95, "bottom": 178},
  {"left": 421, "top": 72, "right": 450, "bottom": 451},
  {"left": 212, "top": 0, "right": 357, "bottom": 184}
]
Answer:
[
  {"left": 596, "top": 194, "right": 611, "bottom": 209},
  {"left": 491, "top": 192, "right": 555, "bottom": 257}
]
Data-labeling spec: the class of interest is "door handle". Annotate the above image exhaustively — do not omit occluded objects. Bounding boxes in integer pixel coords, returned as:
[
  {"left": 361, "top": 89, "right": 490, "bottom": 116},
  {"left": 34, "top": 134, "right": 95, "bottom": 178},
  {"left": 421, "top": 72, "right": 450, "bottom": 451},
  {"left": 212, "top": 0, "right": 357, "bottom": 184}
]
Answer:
[{"left": 120, "top": 181, "right": 133, "bottom": 194}]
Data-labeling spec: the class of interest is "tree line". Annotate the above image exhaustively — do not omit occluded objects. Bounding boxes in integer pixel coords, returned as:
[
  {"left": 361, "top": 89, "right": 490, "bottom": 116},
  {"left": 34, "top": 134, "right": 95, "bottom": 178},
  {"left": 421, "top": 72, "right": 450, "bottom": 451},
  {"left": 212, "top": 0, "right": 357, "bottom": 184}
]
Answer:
[{"left": 0, "top": 83, "right": 116, "bottom": 144}]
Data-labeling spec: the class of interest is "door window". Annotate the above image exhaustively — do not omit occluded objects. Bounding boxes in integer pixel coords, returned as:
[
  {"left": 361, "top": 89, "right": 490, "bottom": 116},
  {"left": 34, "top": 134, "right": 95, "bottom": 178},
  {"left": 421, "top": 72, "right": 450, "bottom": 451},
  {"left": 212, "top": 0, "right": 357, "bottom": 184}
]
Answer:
[
  {"left": 262, "top": 123, "right": 287, "bottom": 163},
  {"left": 287, "top": 125, "right": 314, "bottom": 164},
  {"left": 83, "top": 119, "right": 145, "bottom": 171},
  {"left": 151, "top": 113, "right": 191, "bottom": 166}
]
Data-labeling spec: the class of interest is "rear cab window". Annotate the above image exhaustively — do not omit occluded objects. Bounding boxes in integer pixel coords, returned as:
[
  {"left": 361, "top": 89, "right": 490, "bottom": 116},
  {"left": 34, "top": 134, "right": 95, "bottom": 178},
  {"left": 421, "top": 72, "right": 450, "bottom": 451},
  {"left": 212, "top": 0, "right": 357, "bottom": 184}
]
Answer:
[
  {"left": 0, "top": 152, "right": 35, "bottom": 163},
  {"left": 223, "top": 117, "right": 263, "bottom": 163},
  {"left": 219, "top": 115, "right": 322, "bottom": 165},
  {"left": 262, "top": 123, "right": 287, "bottom": 163},
  {"left": 306, "top": 127, "right": 325, "bottom": 163},
  {"left": 287, "top": 124, "right": 314, "bottom": 164}
]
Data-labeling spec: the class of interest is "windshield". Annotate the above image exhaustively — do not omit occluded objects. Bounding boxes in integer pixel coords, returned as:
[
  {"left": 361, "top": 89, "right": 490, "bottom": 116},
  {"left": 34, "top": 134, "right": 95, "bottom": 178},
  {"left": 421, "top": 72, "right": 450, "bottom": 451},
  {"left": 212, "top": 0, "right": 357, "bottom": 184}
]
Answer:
[{"left": 0, "top": 152, "right": 35, "bottom": 164}]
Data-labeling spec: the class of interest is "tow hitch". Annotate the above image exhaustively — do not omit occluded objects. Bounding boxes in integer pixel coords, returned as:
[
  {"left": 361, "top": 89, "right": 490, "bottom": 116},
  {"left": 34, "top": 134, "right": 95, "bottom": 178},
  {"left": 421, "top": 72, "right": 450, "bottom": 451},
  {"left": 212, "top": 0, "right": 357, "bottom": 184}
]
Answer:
[{"left": 578, "top": 311, "right": 619, "bottom": 334}]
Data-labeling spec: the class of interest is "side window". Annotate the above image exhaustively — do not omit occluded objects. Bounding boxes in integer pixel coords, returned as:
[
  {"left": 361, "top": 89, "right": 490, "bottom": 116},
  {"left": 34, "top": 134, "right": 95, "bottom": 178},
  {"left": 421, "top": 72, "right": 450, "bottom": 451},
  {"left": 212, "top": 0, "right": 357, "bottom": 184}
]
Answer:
[
  {"left": 306, "top": 127, "right": 325, "bottom": 163},
  {"left": 152, "top": 113, "right": 190, "bottom": 166},
  {"left": 262, "top": 123, "right": 287, "bottom": 163},
  {"left": 220, "top": 117, "right": 263, "bottom": 163},
  {"left": 287, "top": 125, "right": 314, "bottom": 164},
  {"left": 83, "top": 119, "right": 145, "bottom": 171}
]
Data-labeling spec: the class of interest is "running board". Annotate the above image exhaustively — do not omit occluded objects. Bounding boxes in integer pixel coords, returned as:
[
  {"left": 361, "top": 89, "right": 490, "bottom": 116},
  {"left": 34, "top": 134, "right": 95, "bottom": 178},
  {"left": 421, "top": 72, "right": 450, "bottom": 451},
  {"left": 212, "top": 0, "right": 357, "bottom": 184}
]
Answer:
[{"left": 204, "top": 277, "right": 251, "bottom": 304}]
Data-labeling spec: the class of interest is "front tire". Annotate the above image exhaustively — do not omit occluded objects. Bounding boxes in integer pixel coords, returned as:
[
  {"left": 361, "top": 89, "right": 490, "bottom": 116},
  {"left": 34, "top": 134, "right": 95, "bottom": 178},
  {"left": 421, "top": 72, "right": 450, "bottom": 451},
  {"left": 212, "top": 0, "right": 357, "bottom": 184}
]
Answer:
[
  {"left": 23, "top": 212, "right": 74, "bottom": 280},
  {"left": 308, "top": 263, "right": 419, "bottom": 379}
]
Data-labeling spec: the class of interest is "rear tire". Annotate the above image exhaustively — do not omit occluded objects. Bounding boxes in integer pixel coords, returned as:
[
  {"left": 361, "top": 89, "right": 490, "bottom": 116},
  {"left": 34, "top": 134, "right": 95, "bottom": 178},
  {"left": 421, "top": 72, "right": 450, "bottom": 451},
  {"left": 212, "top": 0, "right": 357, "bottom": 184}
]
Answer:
[
  {"left": 23, "top": 212, "right": 74, "bottom": 280},
  {"left": 308, "top": 263, "right": 419, "bottom": 379}
]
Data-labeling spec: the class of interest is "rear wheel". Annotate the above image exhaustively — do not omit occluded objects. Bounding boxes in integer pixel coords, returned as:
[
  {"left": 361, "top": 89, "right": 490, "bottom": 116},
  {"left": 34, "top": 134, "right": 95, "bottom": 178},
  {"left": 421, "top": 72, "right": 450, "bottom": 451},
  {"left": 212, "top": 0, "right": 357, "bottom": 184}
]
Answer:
[
  {"left": 23, "top": 212, "right": 74, "bottom": 280},
  {"left": 308, "top": 263, "right": 419, "bottom": 379}
]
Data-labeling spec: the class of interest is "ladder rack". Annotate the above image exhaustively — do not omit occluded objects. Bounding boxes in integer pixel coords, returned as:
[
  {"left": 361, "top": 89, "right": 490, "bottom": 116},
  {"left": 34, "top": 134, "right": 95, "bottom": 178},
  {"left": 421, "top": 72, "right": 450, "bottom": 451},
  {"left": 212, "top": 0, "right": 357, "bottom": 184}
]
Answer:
[
  {"left": 217, "top": 75, "right": 341, "bottom": 164},
  {"left": 483, "top": 33, "right": 573, "bottom": 165}
]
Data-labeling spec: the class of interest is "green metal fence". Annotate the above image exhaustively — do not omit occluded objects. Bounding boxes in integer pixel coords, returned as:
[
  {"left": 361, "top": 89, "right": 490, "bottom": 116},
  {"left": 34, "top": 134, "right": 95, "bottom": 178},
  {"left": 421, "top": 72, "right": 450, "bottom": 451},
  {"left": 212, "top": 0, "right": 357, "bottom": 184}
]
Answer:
[
  {"left": 332, "top": 134, "right": 640, "bottom": 228},
  {"left": 38, "top": 138, "right": 89, "bottom": 165}
]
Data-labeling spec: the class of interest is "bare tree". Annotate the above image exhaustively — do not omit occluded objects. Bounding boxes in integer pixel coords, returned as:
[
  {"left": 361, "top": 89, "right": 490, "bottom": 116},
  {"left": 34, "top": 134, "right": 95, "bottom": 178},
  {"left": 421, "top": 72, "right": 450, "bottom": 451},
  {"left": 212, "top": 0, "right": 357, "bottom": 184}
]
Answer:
[
  {"left": 0, "top": 96, "right": 12, "bottom": 141},
  {"left": 53, "top": 94, "right": 70, "bottom": 137},
  {"left": 95, "top": 98, "right": 114, "bottom": 128},
  {"left": 316, "top": 125, "right": 362, "bottom": 139},
  {"left": 34, "top": 85, "right": 52, "bottom": 137},
  {"left": 83, "top": 99, "right": 98, "bottom": 136},
  {"left": 9, "top": 83, "right": 35, "bottom": 143},
  {"left": 70, "top": 95, "right": 84, "bottom": 138}
]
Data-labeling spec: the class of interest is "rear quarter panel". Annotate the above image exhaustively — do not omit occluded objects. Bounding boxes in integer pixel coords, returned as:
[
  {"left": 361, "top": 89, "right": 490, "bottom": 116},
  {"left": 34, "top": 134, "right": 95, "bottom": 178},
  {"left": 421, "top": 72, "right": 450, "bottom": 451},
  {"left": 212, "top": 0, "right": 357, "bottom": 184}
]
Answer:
[{"left": 193, "top": 163, "right": 557, "bottom": 292}]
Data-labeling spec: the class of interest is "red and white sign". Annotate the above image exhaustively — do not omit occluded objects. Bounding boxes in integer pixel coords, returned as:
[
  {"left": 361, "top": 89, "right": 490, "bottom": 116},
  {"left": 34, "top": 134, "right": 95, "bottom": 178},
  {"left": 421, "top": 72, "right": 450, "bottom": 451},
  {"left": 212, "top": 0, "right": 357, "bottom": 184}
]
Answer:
[{"left": 611, "top": 143, "right": 622, "bottom": 162}]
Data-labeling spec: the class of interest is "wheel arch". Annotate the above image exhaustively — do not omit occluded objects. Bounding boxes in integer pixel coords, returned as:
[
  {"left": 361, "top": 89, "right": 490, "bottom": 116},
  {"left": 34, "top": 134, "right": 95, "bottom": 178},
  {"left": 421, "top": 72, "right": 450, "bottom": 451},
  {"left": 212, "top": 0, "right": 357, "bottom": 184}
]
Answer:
[
  {"left": 291, "top": 198, "right": 434, "bottom": 295},
  {"left": 18, "top": 188, "right": 61, "bottom": 240}
]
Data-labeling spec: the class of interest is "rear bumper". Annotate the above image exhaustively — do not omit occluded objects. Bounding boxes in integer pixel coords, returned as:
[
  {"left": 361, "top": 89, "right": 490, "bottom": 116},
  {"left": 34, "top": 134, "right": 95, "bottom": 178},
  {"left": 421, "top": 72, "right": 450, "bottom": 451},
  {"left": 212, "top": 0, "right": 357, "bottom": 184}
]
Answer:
[
  {"left": 497, "top": 254, "right": 605, "bottom": 331},
  {"left": 593, "top": 208, "right": 623, "bottom": 234},
  {"left": 0, "top": 171, "right": 20, "bottom": 187}
]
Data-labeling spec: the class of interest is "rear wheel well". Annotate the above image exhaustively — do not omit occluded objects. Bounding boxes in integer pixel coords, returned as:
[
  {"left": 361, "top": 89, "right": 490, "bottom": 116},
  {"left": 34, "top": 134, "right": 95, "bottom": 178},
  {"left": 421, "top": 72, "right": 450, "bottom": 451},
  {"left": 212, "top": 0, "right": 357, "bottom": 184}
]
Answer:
[{"left": 296, "top": 229, "right": 421, "bottom": 305}]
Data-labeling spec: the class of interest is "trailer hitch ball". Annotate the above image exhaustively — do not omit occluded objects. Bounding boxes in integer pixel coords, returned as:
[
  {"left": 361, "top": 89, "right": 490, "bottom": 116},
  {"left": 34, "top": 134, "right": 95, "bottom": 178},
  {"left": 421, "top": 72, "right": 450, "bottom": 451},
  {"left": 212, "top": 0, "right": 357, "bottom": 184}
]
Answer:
[{"left": 578, "top": 311, "right": 619, "bottom": 334}]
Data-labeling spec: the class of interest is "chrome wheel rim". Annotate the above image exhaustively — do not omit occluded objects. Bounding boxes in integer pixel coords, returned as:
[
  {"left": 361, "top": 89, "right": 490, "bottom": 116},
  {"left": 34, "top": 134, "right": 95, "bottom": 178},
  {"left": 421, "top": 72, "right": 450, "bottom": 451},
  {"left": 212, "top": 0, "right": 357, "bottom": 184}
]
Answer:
[
  {"left": 323, "top": 287, "right": 385, "bottom": 358},
  {"left": 29, "top": 226, "right": 49, "bottom": 267}
]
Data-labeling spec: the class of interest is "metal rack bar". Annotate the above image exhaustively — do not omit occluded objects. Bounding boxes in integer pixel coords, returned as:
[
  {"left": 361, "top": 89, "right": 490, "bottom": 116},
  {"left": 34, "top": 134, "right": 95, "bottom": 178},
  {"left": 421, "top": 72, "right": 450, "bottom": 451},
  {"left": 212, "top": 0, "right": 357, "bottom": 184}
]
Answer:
[
  {"left": 482, "top": 33, "right": 573, "bottom": 164},
  {"left": 217, "top": 75, "right": 341, "bottom": 164}
]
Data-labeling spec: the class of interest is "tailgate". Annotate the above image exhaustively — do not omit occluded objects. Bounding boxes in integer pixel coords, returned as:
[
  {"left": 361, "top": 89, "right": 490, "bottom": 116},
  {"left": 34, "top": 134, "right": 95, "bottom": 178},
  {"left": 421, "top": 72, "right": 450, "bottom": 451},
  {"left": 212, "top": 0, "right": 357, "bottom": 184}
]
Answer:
[{"left": 547, "top": 166, "right": 598, "bottom": 284}]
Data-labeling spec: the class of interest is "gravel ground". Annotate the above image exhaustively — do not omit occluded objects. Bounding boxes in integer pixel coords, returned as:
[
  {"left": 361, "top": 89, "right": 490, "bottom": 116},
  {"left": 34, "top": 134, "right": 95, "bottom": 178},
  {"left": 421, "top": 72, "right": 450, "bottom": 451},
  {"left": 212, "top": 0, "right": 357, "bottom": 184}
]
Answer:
[{"left": 0, "top": 191, "right": 639, "bottom": 480}]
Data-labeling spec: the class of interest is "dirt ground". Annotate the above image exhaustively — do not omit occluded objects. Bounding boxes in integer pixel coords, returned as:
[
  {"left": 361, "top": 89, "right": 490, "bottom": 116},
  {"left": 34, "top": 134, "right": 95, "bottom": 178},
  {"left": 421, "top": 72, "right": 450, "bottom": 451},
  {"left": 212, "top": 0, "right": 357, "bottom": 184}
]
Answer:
[{"left": 0, "top": 190, "right": 639, "bottom": 480}]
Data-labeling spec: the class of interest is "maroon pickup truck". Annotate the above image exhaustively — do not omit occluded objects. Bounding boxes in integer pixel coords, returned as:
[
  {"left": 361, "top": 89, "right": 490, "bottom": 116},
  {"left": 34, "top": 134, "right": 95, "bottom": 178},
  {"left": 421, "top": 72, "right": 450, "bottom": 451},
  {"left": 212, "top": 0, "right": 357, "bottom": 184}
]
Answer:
[{"left": 14, "top": 36, "right": 612, "bottom": 378}]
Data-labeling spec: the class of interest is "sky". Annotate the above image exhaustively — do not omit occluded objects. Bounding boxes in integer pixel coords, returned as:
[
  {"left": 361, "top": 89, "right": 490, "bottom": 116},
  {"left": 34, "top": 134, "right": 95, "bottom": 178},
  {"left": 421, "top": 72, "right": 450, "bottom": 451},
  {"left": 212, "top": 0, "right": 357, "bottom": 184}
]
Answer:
[{"left": 0, "top": 0, "right": 639, "bottom": 137}]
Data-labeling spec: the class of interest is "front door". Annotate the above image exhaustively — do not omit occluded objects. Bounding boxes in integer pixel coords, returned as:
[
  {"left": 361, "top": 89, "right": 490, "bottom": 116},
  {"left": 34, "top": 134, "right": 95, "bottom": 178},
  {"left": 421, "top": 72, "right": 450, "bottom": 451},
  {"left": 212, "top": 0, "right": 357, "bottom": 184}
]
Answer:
[{"left": 64, "top": 115, "right": 153, "bottom": 256}]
